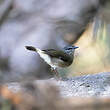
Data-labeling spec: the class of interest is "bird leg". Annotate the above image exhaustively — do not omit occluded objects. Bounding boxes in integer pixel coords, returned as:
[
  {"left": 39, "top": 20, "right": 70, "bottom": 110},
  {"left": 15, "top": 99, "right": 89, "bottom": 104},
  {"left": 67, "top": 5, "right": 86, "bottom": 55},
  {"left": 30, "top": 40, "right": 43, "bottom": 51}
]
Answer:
[
  {"left": 51, "top": 67, "right": 59, "bottom": 79},
  {"left": 54, "top": 68, "right": 59, "bottom": 77}
]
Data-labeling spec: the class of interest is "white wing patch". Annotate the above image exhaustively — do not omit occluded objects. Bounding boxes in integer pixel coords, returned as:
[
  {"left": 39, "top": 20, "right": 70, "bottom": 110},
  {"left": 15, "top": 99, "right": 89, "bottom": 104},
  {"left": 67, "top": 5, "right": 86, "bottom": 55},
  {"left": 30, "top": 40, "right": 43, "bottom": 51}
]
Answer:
[{"left": 36, "top": 48, "right": 57, "bottom": 68}]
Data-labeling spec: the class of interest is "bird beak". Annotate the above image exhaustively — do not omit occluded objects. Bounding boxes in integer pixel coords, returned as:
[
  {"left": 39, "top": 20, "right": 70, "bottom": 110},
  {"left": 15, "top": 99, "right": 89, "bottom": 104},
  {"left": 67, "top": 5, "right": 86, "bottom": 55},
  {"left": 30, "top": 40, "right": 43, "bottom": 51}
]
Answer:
[{"left": 73, "top": 46, "right": 79, "bottom": 49}]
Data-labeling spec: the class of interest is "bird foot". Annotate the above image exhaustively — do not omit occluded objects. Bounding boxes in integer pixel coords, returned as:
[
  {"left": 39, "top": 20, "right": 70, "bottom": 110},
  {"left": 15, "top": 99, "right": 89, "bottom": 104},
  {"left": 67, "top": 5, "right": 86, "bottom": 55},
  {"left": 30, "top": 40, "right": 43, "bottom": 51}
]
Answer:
[{"left": 51, "top": 68, "right": 61, "bottom": 80}]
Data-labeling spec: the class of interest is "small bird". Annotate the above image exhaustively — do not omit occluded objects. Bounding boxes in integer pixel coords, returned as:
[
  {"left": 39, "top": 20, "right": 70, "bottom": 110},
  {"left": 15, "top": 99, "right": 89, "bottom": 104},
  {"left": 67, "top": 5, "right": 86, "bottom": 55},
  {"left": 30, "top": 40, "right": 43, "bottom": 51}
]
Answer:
[{"left": 25, "top": 45, "right": 78, "bottom": 77}]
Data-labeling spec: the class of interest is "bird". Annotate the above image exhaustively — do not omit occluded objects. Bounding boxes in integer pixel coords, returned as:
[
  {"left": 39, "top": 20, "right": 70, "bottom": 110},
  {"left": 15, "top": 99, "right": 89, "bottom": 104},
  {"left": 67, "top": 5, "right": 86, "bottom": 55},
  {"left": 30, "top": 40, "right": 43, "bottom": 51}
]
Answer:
[{"left": 25, "top": 45, "right": 78, "bottom": 77}]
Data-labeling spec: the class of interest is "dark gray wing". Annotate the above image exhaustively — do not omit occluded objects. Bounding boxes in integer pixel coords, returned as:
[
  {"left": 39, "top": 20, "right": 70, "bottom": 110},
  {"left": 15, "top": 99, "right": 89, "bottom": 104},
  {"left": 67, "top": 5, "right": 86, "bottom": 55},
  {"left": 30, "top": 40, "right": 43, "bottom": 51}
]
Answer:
[{"left": 43, "top": 49, "right": 72, "bottom": 62}]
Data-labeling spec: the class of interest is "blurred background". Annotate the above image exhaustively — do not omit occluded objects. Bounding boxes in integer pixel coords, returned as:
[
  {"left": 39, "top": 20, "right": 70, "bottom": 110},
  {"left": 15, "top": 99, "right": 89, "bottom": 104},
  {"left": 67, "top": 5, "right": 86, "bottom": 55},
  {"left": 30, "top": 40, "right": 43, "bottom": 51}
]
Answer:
[{"left": 0, "top": 0, "right": 110, "bottom": 82}]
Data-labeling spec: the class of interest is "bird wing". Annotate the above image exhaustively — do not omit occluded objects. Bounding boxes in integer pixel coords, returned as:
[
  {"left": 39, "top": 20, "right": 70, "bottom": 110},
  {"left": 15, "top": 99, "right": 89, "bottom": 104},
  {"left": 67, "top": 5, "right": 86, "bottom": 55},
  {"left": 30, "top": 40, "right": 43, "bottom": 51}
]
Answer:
[{"left": 43, "top": 49, "right": 72, "bottom": 62}]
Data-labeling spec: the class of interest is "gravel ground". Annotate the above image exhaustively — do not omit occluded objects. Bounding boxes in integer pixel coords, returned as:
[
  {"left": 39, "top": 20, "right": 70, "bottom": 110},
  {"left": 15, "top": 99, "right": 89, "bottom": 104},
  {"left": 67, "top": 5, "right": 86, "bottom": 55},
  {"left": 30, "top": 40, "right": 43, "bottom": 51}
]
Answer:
[
  {"left": 56, "top": 72, "right": 110, "bottom": 97},
  {"left": 6, "top": 72, "right": 110, "bottom": 97}
]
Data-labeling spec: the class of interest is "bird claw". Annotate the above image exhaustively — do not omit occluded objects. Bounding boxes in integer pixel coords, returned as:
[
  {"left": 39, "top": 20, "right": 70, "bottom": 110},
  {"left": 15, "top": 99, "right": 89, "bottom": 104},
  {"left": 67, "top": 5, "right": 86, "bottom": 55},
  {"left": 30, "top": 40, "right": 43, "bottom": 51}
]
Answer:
[{"left": 50, "top": 68, "right": 61, "bottom": 80}]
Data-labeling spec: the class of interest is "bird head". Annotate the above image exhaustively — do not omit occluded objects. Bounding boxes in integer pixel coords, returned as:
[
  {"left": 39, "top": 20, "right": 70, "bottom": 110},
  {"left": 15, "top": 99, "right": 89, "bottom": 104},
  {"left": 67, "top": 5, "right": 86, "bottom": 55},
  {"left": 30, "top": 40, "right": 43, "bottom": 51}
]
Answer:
[{"left": 63, "top": 45, "right": 79, "bottom": 54}]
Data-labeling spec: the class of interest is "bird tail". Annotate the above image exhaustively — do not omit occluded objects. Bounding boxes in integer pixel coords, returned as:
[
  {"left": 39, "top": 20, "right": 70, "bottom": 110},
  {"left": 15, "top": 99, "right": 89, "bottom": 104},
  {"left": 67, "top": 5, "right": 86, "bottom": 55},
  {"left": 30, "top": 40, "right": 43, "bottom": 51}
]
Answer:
[{"left": 25, "top": 46, "right": 41, "bottom": 52}]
